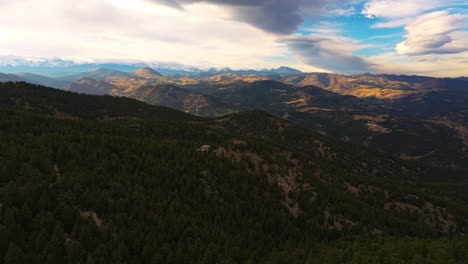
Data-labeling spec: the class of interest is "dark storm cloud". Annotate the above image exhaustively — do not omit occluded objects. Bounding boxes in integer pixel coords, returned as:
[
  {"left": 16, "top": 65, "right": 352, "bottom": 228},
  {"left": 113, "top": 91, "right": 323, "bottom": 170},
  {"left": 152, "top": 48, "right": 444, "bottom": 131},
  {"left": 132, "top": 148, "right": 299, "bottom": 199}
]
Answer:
[
  {"left": 150, "top": 0, "right": 333, "bottom": 34},
  {"left": 281, "top": 36, "right": 373, "bottom": 73}
]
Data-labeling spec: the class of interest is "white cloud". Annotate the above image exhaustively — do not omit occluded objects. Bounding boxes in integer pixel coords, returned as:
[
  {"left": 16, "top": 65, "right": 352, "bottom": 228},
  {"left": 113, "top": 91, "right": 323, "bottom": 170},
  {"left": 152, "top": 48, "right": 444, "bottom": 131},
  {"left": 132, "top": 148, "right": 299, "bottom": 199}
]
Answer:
[
  {"left": 361, "top": 1, "right": 468, "bottom": 77},
  {"left": 369, "top": 51, "right": 468, "bottom": 77},
  {"left": 396, "top": 11, "right": 468, "bottom": 56},
  {"left": 362, "top": 0, "right": 446, "bottom": 19},
  {"left": 362, "top": 0, "right": 462, "bottom": 28},
  {"left": 371, "top": 18, "right": 412, "bottom": 29},
  {"left": 0, "top": 0, "right": 294, "bottom": 69},
  {"left": 328, "top": 6, "right": 357, "bottom": 16}
]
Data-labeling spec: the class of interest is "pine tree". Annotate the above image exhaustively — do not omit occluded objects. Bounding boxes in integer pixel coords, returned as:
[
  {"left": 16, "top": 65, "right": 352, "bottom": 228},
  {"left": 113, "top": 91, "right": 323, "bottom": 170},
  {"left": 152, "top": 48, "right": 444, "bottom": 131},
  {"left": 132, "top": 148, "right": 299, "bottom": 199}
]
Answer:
[{"left": 4, "top": 243, "right": 27, "bottom": 264}]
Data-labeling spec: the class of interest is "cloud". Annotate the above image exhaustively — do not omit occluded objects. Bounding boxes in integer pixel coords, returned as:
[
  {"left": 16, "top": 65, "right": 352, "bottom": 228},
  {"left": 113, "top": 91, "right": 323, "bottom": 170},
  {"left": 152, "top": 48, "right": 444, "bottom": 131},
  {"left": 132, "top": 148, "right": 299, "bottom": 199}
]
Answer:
[
  {"left": 280, "top": 35, "right": 372, "bottom": 73},
  {"left": 0, "top": 0, "right": 295, "bottom": 69},
  {"left": 396, "top": 11, "right": 468, "bottom": 56},
  {"left": 149, "top": 0, "right": 343, "bottom": 34},
  {"left": 328, "top": 6, "right": 357, "bottom": 16},
  {"left": 361, "top": 0, "right": 461, "bottom": 28},
  {"left": 1, "top": 0, "right": 465, "bottom": 76},
  {"left": 362, "top": 0, "right": 445, "bottom": 19},
  {"left": 369, "top": 51, "right": 468, "bottom": 77},
  {"left": 370, "top": 18, "right": 412, "bottom": 29}
]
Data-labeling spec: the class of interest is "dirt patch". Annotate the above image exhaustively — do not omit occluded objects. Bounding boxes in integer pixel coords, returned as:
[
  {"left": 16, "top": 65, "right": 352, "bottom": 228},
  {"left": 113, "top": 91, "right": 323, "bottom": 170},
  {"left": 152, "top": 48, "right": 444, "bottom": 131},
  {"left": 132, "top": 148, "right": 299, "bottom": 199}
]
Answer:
[
  {"left": 353, "top": 114, "right": 388, "bottom": 122},
  {"left": 80, "top": 211, "right": 102, "bottom": 228},
  {"left": 400, "top": 150, "right": 436, "bottom": 161},
  {"left": 345, "top": 182, "right": 360, "bottom": 195}
]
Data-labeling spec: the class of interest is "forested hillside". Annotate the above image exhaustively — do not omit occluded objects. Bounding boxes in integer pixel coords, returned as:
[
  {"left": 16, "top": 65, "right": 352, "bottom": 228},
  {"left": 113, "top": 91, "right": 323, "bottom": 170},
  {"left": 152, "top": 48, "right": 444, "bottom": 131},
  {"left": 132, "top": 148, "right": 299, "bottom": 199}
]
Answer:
[
  {"left": 1, "top": 82, "right": 468, "bottom": 263},
  {"left": 0, "top": 82, "right": 196, "bottom": 121},
  {"left": 22, "top": 68, "right": 468, "bottom": 169}
]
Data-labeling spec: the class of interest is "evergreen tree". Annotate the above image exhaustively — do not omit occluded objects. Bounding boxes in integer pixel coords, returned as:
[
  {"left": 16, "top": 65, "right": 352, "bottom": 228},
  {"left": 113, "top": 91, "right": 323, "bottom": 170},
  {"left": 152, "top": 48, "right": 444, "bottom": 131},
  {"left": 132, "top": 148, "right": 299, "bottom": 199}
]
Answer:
[{"left": 4, "top": 243, "right": 27, "bottom": 264}]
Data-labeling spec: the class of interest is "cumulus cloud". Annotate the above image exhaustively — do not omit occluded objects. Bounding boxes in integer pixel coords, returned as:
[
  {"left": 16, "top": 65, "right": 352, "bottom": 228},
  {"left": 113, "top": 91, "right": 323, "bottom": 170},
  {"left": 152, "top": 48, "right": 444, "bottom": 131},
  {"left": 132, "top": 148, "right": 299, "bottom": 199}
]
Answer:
[
  {"left": 396, "top": 11, "right": 468, "bottom": 56},
  {"left": 150, "top": 0, "right": 343, "bottom": 34},
  {"left": 280, "top": 35, "right": 372, "bottom": 73},
  {"left": 362, "top": 0, "right": 461, "bottom": 28}
]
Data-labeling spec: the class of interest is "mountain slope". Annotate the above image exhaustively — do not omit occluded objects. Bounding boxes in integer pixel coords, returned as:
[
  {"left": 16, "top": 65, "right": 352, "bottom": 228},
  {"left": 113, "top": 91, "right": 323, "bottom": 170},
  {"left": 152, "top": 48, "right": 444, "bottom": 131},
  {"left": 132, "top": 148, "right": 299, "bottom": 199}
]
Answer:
[
  {"left": 183, "top": 80, "right": 468, "bottom": 168},
  {"left": 282, "top": 73, "right": 417, "bottom": 99},
  {"left": 381, "top": 78, "right": 468, "bottom": 121},
  {"left": 0, "top": 72, "right": 28, "bottom": 82},
  {"left": 133, "top": 67, "right": 163, "bottom": 78},
  {"left": 0, "top": 82, "right": 197, "bottom": 121},
  {"left": 1, "top": 82, "right": 468, "bottom": 262},
  {"left": 66, "top": 77, "right": 122, "bottom": 95},
  {"left": 58, "top": 68, "right": 130, "bottom": 81},
  {"left": 124, "top": 84, "right": 236, "bottom": 116},
  {"left": 79, "top": 68, "right": 129, "bottom": 79},
  {"left": 15, "top": 72, "right": 70, "bottom": 88}
]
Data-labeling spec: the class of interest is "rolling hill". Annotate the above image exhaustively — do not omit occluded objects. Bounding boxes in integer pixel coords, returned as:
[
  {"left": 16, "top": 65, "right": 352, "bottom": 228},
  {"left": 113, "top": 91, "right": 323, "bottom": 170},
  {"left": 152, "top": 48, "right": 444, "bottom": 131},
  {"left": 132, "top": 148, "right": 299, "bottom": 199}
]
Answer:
[
  {"left": 66, "top": 77, "right": 122, "bottom": 95},
  {"left": 123, "top": 84, "right": 236, "bottom": 116},
  {"left": 15, "top": 72, "right": 70, "bottom": 88},
  {"left": 0, "top": 72, "right": 28, "bottom": 82}
]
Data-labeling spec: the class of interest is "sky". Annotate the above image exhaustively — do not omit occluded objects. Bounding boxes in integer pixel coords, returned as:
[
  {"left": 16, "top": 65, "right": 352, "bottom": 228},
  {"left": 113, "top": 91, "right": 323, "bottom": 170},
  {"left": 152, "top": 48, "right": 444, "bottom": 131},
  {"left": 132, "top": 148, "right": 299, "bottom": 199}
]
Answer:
[{"left": 0, "top": 0, "right": 467, "bottom": 76}]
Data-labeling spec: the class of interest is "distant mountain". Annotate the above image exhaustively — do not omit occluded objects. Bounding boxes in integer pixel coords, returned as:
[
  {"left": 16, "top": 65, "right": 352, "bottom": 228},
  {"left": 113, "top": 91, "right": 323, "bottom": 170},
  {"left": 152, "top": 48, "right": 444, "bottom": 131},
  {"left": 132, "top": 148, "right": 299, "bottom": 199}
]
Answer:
[
  {"left": 197, "top": 73, "right": 270, "bottom": 84},
  {"left": 376, "top": 74, "right": 435, "bottom": 84},
  {"left": 124, "top": 84, "right": 236, "bottom": 117},
  {"left": 15, "top": 72, "right": 70, "bottom": 88},
  {"left": 59, "top": 68, "right": 130, "bottom": 81},
  {"left": 281, "top": 73, "right": 416, "bottom": 99},
  {"left": 199, "top": 66, "right": 303, "bottom": 76},
  {"left": 271, "top": 66, "right": 303, "bottom": 74},
  {"left": 0, "top": 56, "right": 303, "bottom": 77},
  {"left": 66, "top": 77, "right": 121, "bottom": 95},
  {"left": 133, "top": 67, "right": 163, "bottom": 79},
  {"left": 80, "top": 68, "right": 130, "bottom": 79},
  {"left": 134, "top": 66, "right": 303, "bottom": 77},
  {"left": 280, "top": 73, "right": 467, "bottom": 101},
  {"left": 0, "top": 72, "right": 27, "bottom": 82},
  {"left": 0, "top": 56, "right": 143, "bottom": 76}
]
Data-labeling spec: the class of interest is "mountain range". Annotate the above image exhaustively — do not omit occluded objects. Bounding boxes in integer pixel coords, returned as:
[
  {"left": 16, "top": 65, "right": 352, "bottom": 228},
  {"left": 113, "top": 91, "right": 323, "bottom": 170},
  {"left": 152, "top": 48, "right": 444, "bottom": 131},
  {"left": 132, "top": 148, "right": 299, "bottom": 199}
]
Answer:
[
  {"left": 1, "top": 67, "right": 468, "bottom": 170},
  {"left": 0, "top": 56, "right": 304, "bottom": 77}
]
